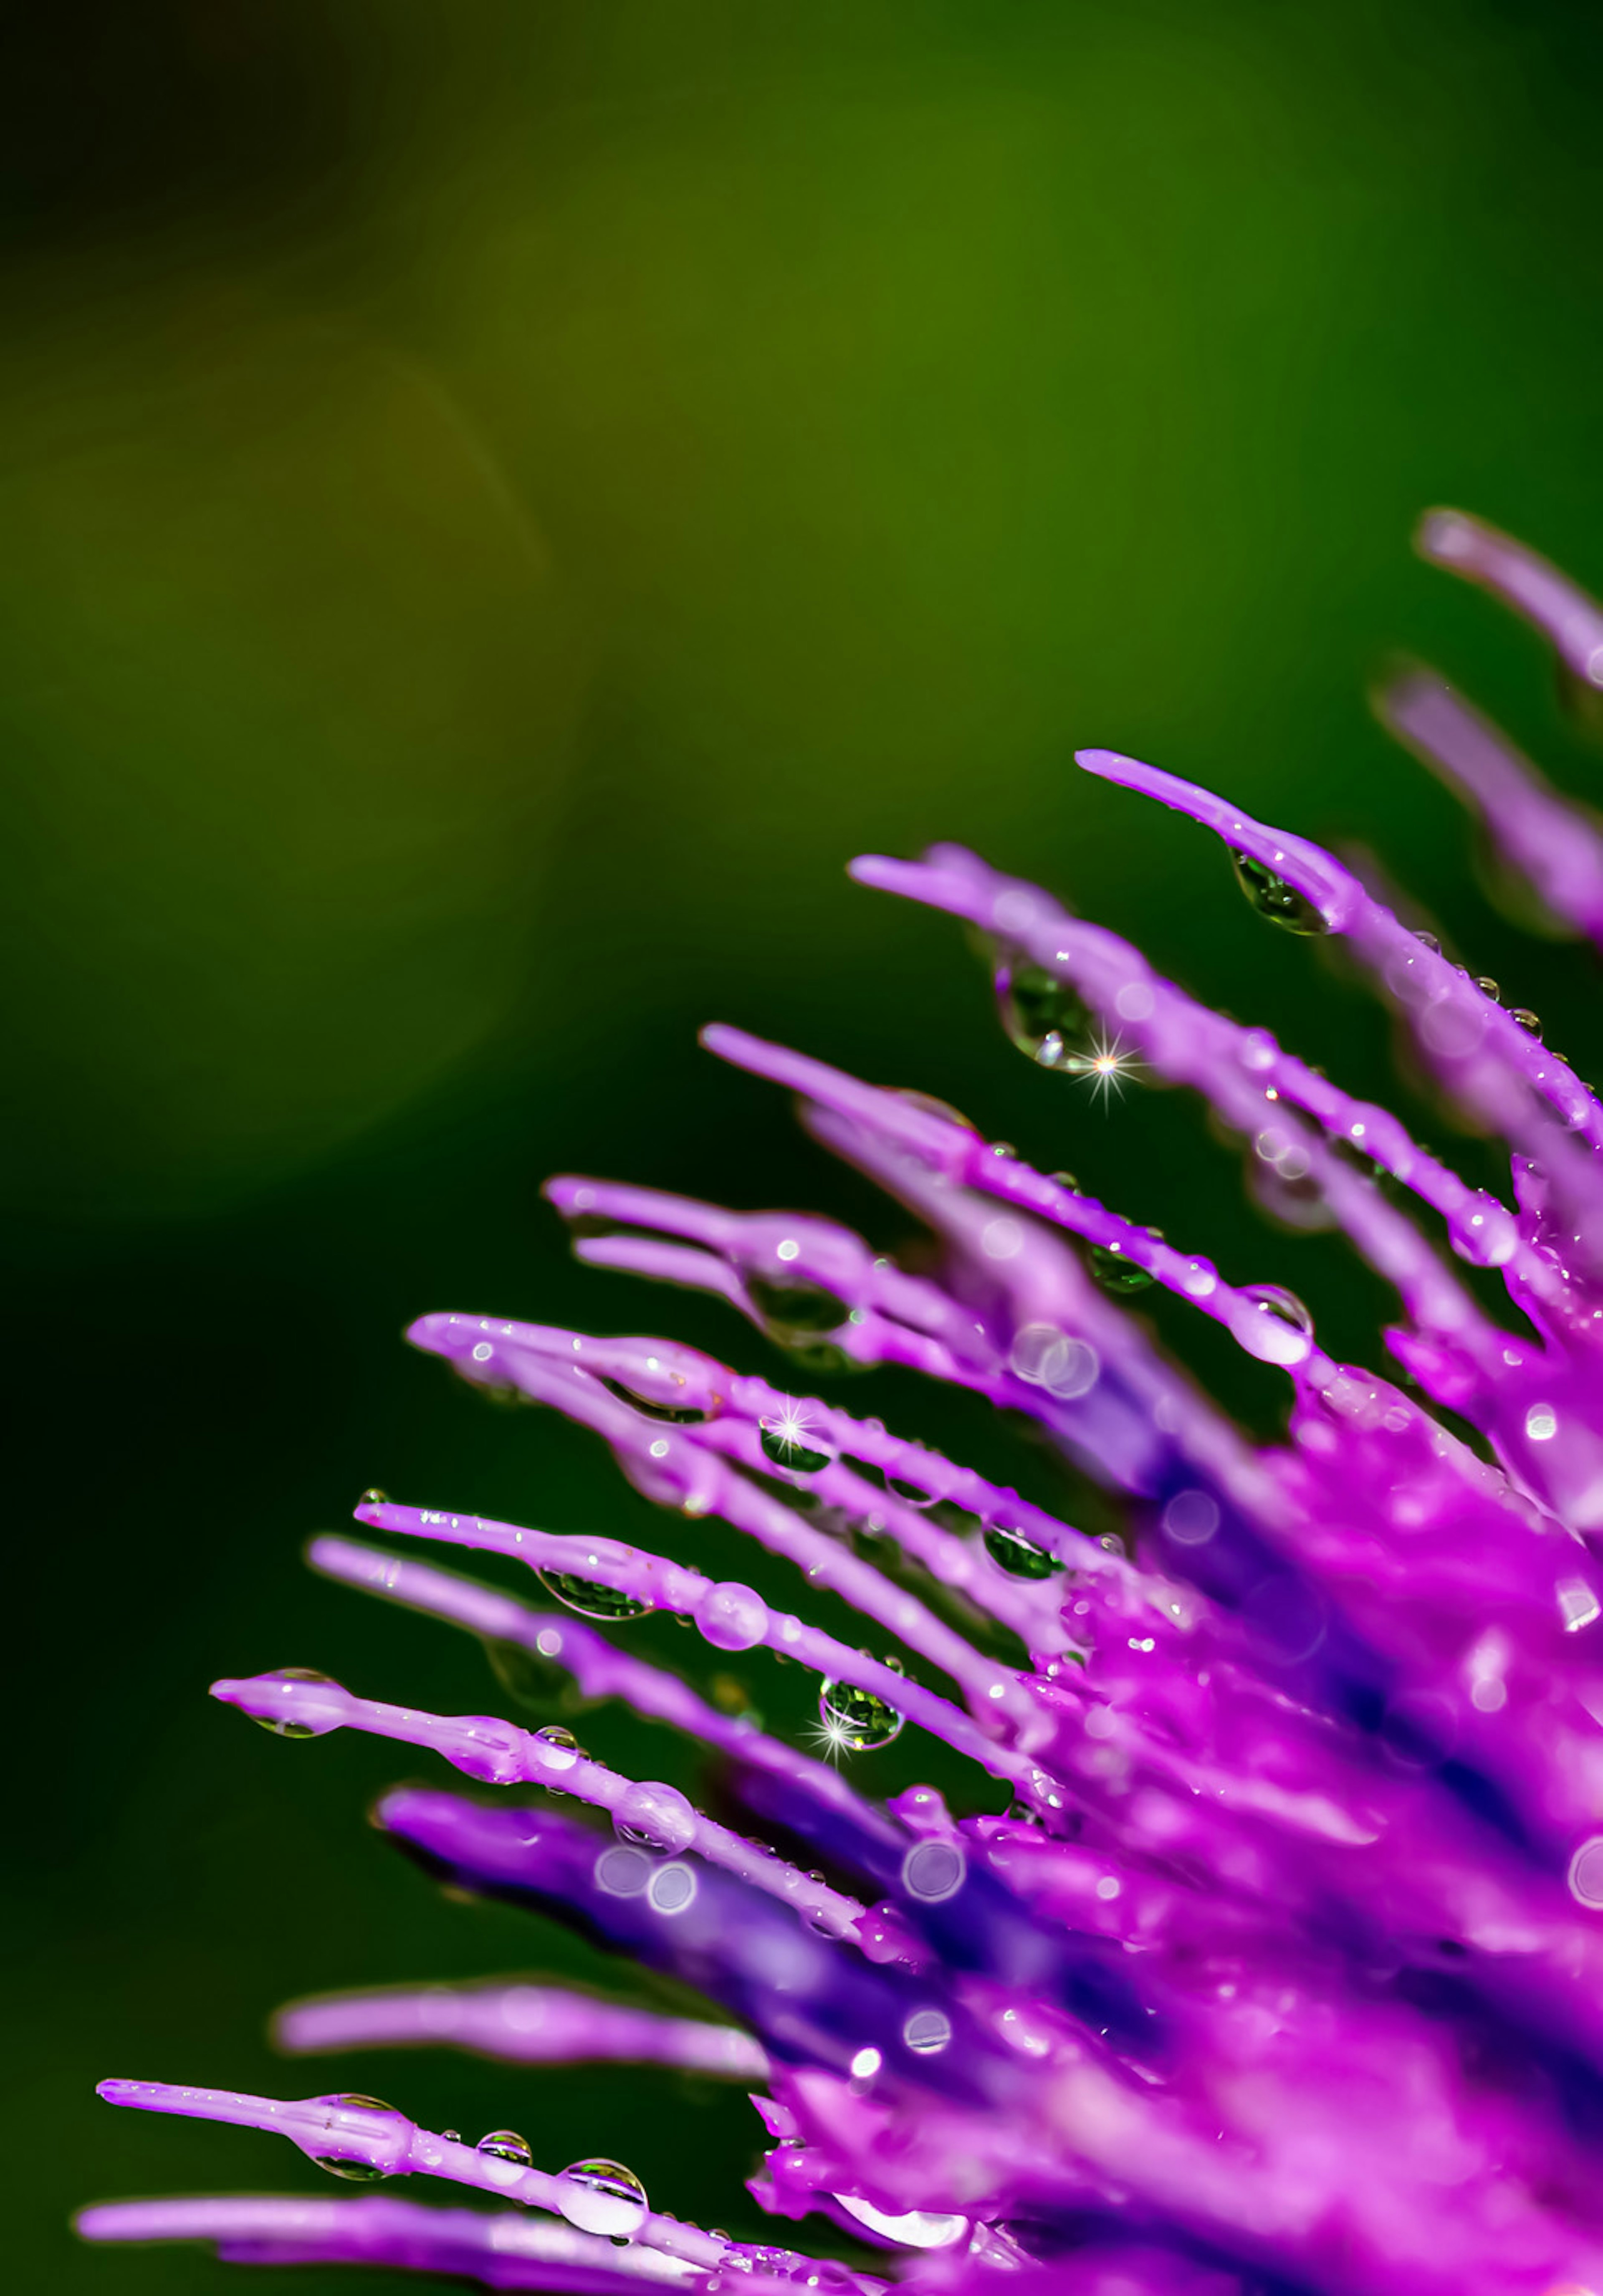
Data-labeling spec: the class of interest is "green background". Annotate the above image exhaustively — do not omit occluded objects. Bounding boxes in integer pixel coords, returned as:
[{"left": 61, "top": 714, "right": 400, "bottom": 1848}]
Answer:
[{"left": 9, "top": 1, "right": 1603, "bottom": 2285}]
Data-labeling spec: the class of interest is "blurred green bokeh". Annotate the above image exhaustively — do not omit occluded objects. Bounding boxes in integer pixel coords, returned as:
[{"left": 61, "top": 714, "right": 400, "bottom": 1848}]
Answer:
[{"left": 9, "top": 2, "right": 1603, "bottom": 2287}]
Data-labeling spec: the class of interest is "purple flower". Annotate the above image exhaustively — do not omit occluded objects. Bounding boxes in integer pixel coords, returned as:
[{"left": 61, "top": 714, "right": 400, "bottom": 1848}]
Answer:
[{"left": 79, "top": 512, "right": 1603, "bottom": 2296}]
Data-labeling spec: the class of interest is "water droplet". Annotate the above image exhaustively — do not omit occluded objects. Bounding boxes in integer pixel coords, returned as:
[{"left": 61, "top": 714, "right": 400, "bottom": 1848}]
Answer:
[
  {"left": 252, "top": 1668, "right": 340, "bottom": 1738},
  {"left": 478, "top": 2130, "right": 534, "bottom": 2185},
  {"left": 1096, "top": 1531, "right": 1127, "bottom": 1559},
  {"left": 442, "top": 2130, "right": 462, "bottom": 2144},
  {"left": 1414, "top": 930, "right": 1440, "bottom": 953},
  {"left": 928, "top": 1498, "right": 982, "bottom": 1537},
  {"left": 1447, "top": 1190, "right": 1517, "bottom": 1268},
  {"left": 891, "top": 1088, "right": 977, "bottom": 1130},
  {"left": 1089, "top": 1246, "right": 1154, "bottom": 1296},
  {"left": 359, "top": 1488, "right": 388, "bottom": 1506},
  {"left": 803, "top": 1898, "right": 855, "bottom": 1940},
  {"left": 1474, "top": 977, "right": 1500, "bottom": 1001},
  {"left": 760, "top": 1424, "right": 832, "bottom": 1474},
  {"left": 903, "top": 2008, "right": 953, "bottom": 2055},
  {"left": 600, "top": 1378, "right": 708, "bottom": 1424},
  {"left": 485, "top": 1638, "right": 568, "bottom": 1713},
  {"left": 314, "top": 2154, "right": 389, "bottom": 2182},
  {"left": 1050, "top": 1170, "right": 1081, "bottom": 1192},
  {"left": 983, "top": 1524, "right": 1063, "bottom": 1579},
  {"left": 614, "top": 1779, "right": 698, "bottom": 1853},
  {"left": 819, "top": 1679, "right": 904, "bottom": 1752},
  {"left": 310, "top": 2096, "right": 398, "bottom": 2182},
  {"left": 533, "top": 1723, "right": 584, "bottom": 1773},
  {"left": 1245, "top": 1285, "right": 1312, "bottom": 1334},
  {"left": 695, "top": 1580, "right": 769, "bottom": 1652},
  {"left": 885, "top": 1474, "right": 936, "bottom": 1505},
  {"left": 537, "top": 1571, "right": 651, "bottom": 1622},
  {"left": 1511, "top": 1008, "right": 1543, "bottom": 1039},
  {"left": 747, "top": 1275, "right": 850, "bottom": 1348},
  {"left": 996, "top": 957, "right": 1090, "bottom": 1065},
  {"left": 1237, "top": 1285, "right": 1315, "bottom": 1365},
  {"left": 559, "top": 2159, "right": 649, "bottom": 2241},
  {"left": 1230, "top": 851, "right": 1328, "bottom": 934}
]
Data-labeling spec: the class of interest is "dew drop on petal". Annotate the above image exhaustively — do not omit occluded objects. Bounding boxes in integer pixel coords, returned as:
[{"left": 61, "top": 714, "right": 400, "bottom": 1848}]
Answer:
[
  {"left": 696, "top": 1580, "right": 769, "bottom": 1651},
  {"left": 253, "top": 1668, "right": 341, "bottom": 1738},
  {"left": 533, "top": 1724, "right": 584, "bottom": 1772},
  {"left": 1089, "top": 1246, "right": 1155, "bottom": 1296},
  {"left": 1230, "top": 850, "right": 1328, "bottom": 934},
  {"left": 747, "top": 1276, "right": 850, "bottom": 1341},
  {"left": 477, "top": 2129, "right": 535, "bottom": 2187},
  {"left": 760, "top": 1422, "right": 833, "bottom": 1474},
  {"left": 311, "top": 2094, "right": 398, "bottom": 2182},
  {"left": 614, "top": 1779, "right": 698, "bottom": 1853},
  {"left": 1449, "top": 1191, "right": 1518, "bottom": 1267},
  {"left": 537, "top": 1571, "right": 652, "bottom": 1622},
  {"left": 313, "top": 2154, "right": 389, "bottom": 2182},
  {"left": 996, "top": 956, "right": 1091, "bottom": 1065},
  {"left": 983, "top": 1524, "right": 1063, "bottom": 1579},
  {"left": 600, "top": 1378, "right": 709, "bottom": 1425},
  {"left": 1511, "top": 1009, "right": 1543, "bottom": 1040},
  {"left": 1237, "top": 1285, "right": 1315, "bottom": 1365},
  {"left": 559, "top": 2159, "right": 649, "bottom": 2241},
  {"left": 819, "top": 1680, "right": 904, "bottom": 1751}
]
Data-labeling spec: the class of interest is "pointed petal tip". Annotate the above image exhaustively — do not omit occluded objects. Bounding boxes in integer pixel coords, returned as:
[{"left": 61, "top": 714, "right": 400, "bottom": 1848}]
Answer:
[
  {"left": 699, "top": 1021, "right": 760, "bottom": 1066},
  {"left": 369, "top": 1785, "right": 412, "bottom": 1831},
  {"left": 1414, "top": 504, "right": 1477, "bottom": 564}
]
